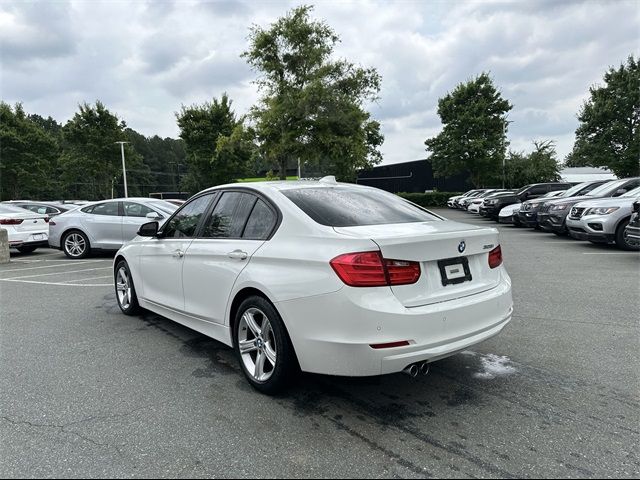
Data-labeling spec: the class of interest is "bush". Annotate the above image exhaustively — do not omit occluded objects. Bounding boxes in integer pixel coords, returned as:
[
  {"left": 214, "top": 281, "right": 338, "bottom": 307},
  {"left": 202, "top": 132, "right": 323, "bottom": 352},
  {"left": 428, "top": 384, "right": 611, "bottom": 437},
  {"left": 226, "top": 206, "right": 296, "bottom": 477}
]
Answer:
[{"left": 397, "top": 191, "right": 462, "bottom": 208}]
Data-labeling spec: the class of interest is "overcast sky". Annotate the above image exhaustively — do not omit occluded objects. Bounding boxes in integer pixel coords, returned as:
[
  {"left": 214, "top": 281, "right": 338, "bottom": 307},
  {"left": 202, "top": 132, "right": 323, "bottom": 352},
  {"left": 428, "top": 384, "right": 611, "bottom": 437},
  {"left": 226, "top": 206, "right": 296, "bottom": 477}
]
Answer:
[{"left": 1, "top": 0, "right": 638, "bottom": 164}]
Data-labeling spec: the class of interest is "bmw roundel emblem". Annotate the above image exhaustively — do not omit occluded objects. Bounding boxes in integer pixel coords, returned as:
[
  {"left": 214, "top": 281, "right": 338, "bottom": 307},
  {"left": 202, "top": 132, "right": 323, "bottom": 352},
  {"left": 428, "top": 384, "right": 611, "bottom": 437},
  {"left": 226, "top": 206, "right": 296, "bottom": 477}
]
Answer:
[{"left": 458, "top": 240, "right": 466, "bottom": 253}]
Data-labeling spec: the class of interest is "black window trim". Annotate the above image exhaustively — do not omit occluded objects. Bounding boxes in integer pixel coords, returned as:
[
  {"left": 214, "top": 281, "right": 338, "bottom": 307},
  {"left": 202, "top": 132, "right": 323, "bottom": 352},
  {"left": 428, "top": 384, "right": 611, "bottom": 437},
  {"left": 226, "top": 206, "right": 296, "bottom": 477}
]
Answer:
[
  {"left": 157, "top": 191, "right": 219, "bottom": 239},
  {"left": 194, "top": 187, "right": 282, "bottom": 241}
]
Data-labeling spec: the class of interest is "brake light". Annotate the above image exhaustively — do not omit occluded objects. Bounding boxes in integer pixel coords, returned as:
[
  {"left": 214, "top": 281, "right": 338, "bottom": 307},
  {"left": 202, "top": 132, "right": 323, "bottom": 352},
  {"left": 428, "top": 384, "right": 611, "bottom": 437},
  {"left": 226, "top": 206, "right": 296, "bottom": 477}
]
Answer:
[
  {"left": 0, "top": 218, "right": 23, "bottom": 225},
  {"left": 44, "top": 217, "right": 50, "bottom": 223},
  {"left": 488, "top": 245, "right": 502, "bottom": 269},
  {"left": 330, "top": 251, "right": 421, "bottom": 287}
]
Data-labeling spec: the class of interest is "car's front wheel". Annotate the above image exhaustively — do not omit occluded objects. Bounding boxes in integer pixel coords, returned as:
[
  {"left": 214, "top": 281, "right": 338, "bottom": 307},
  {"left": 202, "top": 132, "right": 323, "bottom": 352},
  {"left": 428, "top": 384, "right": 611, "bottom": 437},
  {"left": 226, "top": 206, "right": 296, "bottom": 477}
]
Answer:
[
  {"left": 62, "top": 230, "right": 90, "bottom": 259},
  {"left": 114, "top": 260, "right": 141, "bottom": 315},
  {"left": 234, "top": 296, "right": 297, "bottom": 395}
]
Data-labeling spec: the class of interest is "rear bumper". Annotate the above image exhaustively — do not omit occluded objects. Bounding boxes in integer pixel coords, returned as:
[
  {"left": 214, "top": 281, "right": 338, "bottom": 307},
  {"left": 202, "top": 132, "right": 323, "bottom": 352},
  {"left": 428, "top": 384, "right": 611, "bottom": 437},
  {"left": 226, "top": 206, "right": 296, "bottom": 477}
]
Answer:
[
  {"left": 9, "top": 240, "right": 49, "bottom": 249},
  {"left": 276, "top": 271, "right": 513, "bottom": 377}
]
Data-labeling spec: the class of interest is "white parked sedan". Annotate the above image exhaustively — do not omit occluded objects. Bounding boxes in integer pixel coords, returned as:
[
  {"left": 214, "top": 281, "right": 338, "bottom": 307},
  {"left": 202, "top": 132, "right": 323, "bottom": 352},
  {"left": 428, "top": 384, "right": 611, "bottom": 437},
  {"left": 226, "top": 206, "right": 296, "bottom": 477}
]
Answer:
[
  {"left": 49, "top": 198, "right": 177, "bottom": 258},
  {"left": 114, "top": 179, "right": 513, "bottom": 394},
  {"left": 0, "top": 204, "right": 50, "bottom": 253}
]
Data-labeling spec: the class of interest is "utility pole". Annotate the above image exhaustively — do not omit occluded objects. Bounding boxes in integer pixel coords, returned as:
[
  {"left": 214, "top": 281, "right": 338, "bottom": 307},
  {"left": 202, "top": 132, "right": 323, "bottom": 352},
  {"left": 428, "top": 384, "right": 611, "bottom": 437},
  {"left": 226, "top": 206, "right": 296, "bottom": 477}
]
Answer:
[
  {"left": 115, "top": 141, "right": 129, "bottom": 197},
  {"left": 502, "top": 117, "right": 511, "bottom": 189},
  {"left": 169, "top": 162, "right": 184, "bottom": 196}
]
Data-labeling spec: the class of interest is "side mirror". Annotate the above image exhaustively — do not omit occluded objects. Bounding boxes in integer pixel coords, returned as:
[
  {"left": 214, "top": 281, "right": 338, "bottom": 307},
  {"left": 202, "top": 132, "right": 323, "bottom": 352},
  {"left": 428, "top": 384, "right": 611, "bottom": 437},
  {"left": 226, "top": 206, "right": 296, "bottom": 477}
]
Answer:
[
  {"left": 138, "top": 221, "right": 158, "bottom": 237},
  {"left": 146, "top": 211, "right": 161, "bottom": 220}
]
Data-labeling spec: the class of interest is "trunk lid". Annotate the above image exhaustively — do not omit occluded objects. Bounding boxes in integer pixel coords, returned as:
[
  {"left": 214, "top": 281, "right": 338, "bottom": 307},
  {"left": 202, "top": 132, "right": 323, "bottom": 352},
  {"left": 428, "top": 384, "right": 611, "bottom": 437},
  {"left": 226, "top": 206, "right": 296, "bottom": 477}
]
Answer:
[
  {"left": 2, "top": 212, "right": 48, "bottom": 232},
  {"left": 334, "top": 221, "right": 501, "bottom": 307}
]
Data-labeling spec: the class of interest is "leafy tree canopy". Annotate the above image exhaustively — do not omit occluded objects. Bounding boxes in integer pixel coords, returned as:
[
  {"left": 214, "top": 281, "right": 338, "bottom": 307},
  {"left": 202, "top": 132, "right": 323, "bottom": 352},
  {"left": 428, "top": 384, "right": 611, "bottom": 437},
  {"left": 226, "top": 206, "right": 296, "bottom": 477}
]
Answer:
[
  {"left": 570, "top": 56, "right": 639, "bottom": 177},
  {"left": 505, "top": 140, "right": 560, "bottom": 188},
  {"left": 425, "top": 73, "right": 512, "bottom": 187},
  {"left": 243, "top": 5, "right": 383, "bottom": 181}
]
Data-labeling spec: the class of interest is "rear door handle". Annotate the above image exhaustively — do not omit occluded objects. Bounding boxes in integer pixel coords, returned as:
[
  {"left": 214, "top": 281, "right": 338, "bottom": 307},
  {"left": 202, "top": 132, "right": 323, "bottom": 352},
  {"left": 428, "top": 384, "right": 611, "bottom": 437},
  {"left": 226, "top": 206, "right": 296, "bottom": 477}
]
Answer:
[
  {"left": 227, "top": 250, "right": 248, "bottom": 260},
  {"left": 172, "top": 249, "right": 184, "bottom": 259}
]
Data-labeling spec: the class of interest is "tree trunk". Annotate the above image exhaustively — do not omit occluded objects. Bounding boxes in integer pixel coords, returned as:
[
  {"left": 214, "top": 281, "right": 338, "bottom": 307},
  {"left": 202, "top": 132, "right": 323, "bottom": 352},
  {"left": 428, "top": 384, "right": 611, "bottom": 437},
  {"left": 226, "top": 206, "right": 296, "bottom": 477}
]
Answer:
[{"left": 279, "top": 158, "right": 287, "bottom": 180}]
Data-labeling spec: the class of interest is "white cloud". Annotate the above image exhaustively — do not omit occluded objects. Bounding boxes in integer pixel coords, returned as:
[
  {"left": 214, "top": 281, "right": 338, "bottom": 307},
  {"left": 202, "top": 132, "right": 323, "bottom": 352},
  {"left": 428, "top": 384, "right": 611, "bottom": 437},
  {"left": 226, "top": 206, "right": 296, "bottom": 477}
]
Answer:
[{"left": 1, "top": 0, "right": 638, "bottom": 164}]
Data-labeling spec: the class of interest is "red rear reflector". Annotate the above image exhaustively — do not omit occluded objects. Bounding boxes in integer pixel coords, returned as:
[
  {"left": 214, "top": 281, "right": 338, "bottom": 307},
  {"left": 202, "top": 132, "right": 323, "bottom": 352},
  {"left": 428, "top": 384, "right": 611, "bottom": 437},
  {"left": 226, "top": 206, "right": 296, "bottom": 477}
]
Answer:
[
  {"left": 45, "top": 217, "right": 50, "bottom": 223},
  {"left": 488, "top": 245, "right": 502, "bottom": 269},
  {"left": 370, "top": 341, "right": 411, "bottom": 349},
  {"left": 0, "top": 218, "right": 24, "bottom": 225},
  {"left": 330, "top": 251, "right": 421, "bottom": 287}
]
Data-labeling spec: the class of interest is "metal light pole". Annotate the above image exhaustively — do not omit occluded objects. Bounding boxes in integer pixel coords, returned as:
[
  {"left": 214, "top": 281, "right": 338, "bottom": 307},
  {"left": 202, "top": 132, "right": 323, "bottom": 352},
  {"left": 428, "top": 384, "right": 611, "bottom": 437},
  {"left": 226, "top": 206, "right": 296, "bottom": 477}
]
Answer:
[
  {"left": 502, "top": 117, "right": 510, "bottom": 189},
  {"left": 115, "top": 141, "right": 129, "bottom": 198}
]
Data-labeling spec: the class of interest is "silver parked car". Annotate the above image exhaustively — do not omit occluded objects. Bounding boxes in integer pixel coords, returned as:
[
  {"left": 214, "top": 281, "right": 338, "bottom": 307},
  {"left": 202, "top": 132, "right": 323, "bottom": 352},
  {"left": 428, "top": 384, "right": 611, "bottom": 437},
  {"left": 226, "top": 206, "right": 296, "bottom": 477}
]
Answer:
[
  {"left": 566, "top": 186, "right": 640, "bottom": 250},
  {"left": 49, "top": 198, "right": 178, "bottom": 258}
]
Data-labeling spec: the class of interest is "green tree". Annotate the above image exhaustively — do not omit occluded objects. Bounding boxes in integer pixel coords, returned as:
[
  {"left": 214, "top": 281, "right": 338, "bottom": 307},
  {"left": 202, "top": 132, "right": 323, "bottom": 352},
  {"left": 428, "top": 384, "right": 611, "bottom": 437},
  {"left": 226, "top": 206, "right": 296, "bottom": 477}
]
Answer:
[
  {"left": 505, "top": 140, "right": 560, "bottom": 187},
  {"left": 0, "top": 103, "right": 59, "bottom": 200},
  {"left": 425, "top": 73, "right": 512, "bottom": 187},
  {"left": 570, "top": 56, "right": 640, "bottom": 177},
  {"left": 176, "top": 94, "right": 250, "bottom": 192},
  {"left": 60, "top": 101, "right": 148, "bottom": 199},
  {"left": 243, "top": 5, "right": 383, "bottom": 181}
]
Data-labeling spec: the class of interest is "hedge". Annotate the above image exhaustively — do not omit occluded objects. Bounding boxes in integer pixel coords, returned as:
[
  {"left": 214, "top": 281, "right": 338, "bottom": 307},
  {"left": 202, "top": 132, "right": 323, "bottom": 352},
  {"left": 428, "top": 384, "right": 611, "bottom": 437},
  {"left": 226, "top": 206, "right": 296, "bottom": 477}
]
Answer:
[{"left": 396, "top": 192, "right": 462, "bottom": 208}]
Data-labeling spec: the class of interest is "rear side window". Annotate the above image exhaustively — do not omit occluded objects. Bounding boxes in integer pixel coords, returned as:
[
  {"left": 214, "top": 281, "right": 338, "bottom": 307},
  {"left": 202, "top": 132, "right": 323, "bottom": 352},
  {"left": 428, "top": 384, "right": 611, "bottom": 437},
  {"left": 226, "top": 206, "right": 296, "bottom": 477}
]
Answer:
[
  {"left": 124, "top": 202, "right": 155, "bottom": 218},
  {"left": 162, "top": 194, "right": 214, "bottom": 238},
  {"left": 243, "top": 200, "right": 277, "bottom": 240},
  {"left": 282, "top": 187, "right": 439, "bottom": 227},
  {"left": 201, "top": 192, "right": 256, "bottom": 238},
  {"left": 88, "top": 202, "right": 119, "bottom": 216}
]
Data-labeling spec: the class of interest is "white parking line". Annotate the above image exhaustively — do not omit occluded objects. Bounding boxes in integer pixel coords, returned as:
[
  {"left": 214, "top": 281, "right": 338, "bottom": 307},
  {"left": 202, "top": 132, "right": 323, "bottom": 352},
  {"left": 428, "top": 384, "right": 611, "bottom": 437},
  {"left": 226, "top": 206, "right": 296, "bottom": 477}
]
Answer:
[
  {"left": 0, "top": 260, "right": 107, "bottom": 273},
  {"left": 0, "top": 278, "right": 111, "bottom": 287},
  {"left": 2, "top": 267, "right": 111, "bottom": 280},
  {"left": 64, "top": 275, "right": 113, "bottom": 283},
  {"left": 582, "top": 252, "right": 640, "bottom": 256}
]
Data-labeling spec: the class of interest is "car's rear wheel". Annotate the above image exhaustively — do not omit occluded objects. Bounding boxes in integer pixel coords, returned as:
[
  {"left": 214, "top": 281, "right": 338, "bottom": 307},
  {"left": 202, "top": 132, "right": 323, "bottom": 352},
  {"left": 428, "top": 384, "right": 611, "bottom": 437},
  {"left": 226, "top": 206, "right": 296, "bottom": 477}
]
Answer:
[
  {"left": 616, "top": 218, "right": 639, "bottom": 251},
  {"left": 234, "top": 296, "right": 297, "bottom": 395},
  {"left": 16, "top": 246, "right": 37, "bottom": 254},
  {"left": 114, "top": 260, "right": 141, "bottom": 315},
  {"left": 62, "top": 231, "right": 90, "bottom": 259}
]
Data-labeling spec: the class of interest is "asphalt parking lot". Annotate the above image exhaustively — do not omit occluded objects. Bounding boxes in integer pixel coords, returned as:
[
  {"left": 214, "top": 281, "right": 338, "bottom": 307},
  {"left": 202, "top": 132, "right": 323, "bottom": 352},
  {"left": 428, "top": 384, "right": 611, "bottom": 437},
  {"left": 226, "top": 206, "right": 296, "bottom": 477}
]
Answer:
[{"left": 1, "top": 208, "right": 638, "bottom": 479}]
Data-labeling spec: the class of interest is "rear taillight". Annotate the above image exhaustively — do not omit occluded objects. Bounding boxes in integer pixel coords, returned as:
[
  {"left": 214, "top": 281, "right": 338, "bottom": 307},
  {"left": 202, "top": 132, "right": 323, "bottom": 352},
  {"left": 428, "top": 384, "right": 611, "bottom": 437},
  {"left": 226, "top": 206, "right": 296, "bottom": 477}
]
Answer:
[
  {"left": 330, "top": 251, "right": 421, "bottom": 287},
  {"left": 0, "top": 218, "right": 23, "bottom": 225},
  {"left": 488, "top": 245, "right": 502, "bottom": 269},
  {"left": 45, "top": 217, "right": 50, "bottom": 223}
]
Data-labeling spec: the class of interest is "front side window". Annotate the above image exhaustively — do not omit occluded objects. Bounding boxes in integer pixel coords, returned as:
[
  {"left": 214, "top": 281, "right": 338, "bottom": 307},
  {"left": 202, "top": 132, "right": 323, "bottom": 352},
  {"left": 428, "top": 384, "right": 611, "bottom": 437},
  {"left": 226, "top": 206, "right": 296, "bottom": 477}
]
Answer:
[
  {"left": 162, "top": 194, "right": 214, "bottom": 238},
  {"left": 282, "top": 187, "right": 439, "bottom": 227},
  {"left": 201, "top": 192, "right": 256, "bottom": 238},
  {"left": 124, "top": 202, "right": 156, "bottom": 218},
  {"left": 90, "top": 202, "right": 120, "bottom": 216}
]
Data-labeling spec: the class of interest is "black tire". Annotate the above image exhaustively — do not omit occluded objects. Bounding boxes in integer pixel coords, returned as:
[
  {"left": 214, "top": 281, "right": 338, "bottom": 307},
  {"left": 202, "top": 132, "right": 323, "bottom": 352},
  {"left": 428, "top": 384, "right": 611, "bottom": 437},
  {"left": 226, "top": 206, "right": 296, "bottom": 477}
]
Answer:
[
  {"left": 615, "top": 218, "right": 639, "bottom": 251},
  {"left": 233, "top": 295, "right": 298, "bottom": 395},
  {"left": 16, "top": 246, "right": 37, "bottom": 254},
  {"left": 62, "top": 230, "right": 91, "bottom": 259},
  {"left": 114, "top": 260, "right": 141, "bottom": 315}
]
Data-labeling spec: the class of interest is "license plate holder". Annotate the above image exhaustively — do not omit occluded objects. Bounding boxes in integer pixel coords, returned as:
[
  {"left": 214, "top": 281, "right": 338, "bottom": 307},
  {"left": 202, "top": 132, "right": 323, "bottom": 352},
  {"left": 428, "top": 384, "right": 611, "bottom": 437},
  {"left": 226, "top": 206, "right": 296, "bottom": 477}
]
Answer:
[
  {"left": 32, "top": 234, "right": 46, "bottom": 241},
  {"left": 437, "top": 257, "right": 472, "bottom": 286}
]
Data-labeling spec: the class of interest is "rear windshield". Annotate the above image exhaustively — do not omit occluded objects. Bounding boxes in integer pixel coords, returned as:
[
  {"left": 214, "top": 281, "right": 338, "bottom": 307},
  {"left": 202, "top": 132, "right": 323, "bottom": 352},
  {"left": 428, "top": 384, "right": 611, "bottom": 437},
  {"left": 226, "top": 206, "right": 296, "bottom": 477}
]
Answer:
[{"left": 282, "top": 187, "right": 439, "bottom": 227}]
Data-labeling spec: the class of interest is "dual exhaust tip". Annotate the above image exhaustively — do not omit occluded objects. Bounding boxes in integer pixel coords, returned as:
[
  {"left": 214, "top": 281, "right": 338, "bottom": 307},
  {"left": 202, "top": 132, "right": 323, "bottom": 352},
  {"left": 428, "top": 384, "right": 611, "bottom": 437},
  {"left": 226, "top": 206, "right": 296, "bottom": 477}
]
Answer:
[{"left": 403, "top": 362, "right": 430, "bottom": 378}]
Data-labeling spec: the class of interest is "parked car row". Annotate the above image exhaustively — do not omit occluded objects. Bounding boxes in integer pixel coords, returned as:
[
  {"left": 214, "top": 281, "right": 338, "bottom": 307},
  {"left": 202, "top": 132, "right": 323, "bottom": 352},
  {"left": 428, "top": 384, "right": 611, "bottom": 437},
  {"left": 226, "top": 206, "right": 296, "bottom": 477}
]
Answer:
[
  {"left": 1, "top": 198, "right": 178, "bottom": 256},
  {"left": 448, "top": 178, "right": 640, "bottom": 251}
]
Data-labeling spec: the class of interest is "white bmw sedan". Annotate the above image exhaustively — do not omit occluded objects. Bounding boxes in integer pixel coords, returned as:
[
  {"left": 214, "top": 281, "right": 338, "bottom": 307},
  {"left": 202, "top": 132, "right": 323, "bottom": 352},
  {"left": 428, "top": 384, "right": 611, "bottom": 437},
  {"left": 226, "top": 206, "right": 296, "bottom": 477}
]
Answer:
[{"left": 114, "top": 179, "right": 513, "bottom": 394}]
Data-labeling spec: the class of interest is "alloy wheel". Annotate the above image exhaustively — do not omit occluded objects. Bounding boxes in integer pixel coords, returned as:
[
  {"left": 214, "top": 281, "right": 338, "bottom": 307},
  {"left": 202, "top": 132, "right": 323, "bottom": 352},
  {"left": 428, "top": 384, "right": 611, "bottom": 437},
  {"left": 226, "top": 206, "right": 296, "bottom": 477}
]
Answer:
[
  {"left": 64, "top": 233, "right": 86, "bottom": 257},
  {"left": 237, "top": 307, "right": 277, "bottom": 382},
  {"left": 116, "top": 267, "right": 131, "bottom": 310}
]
